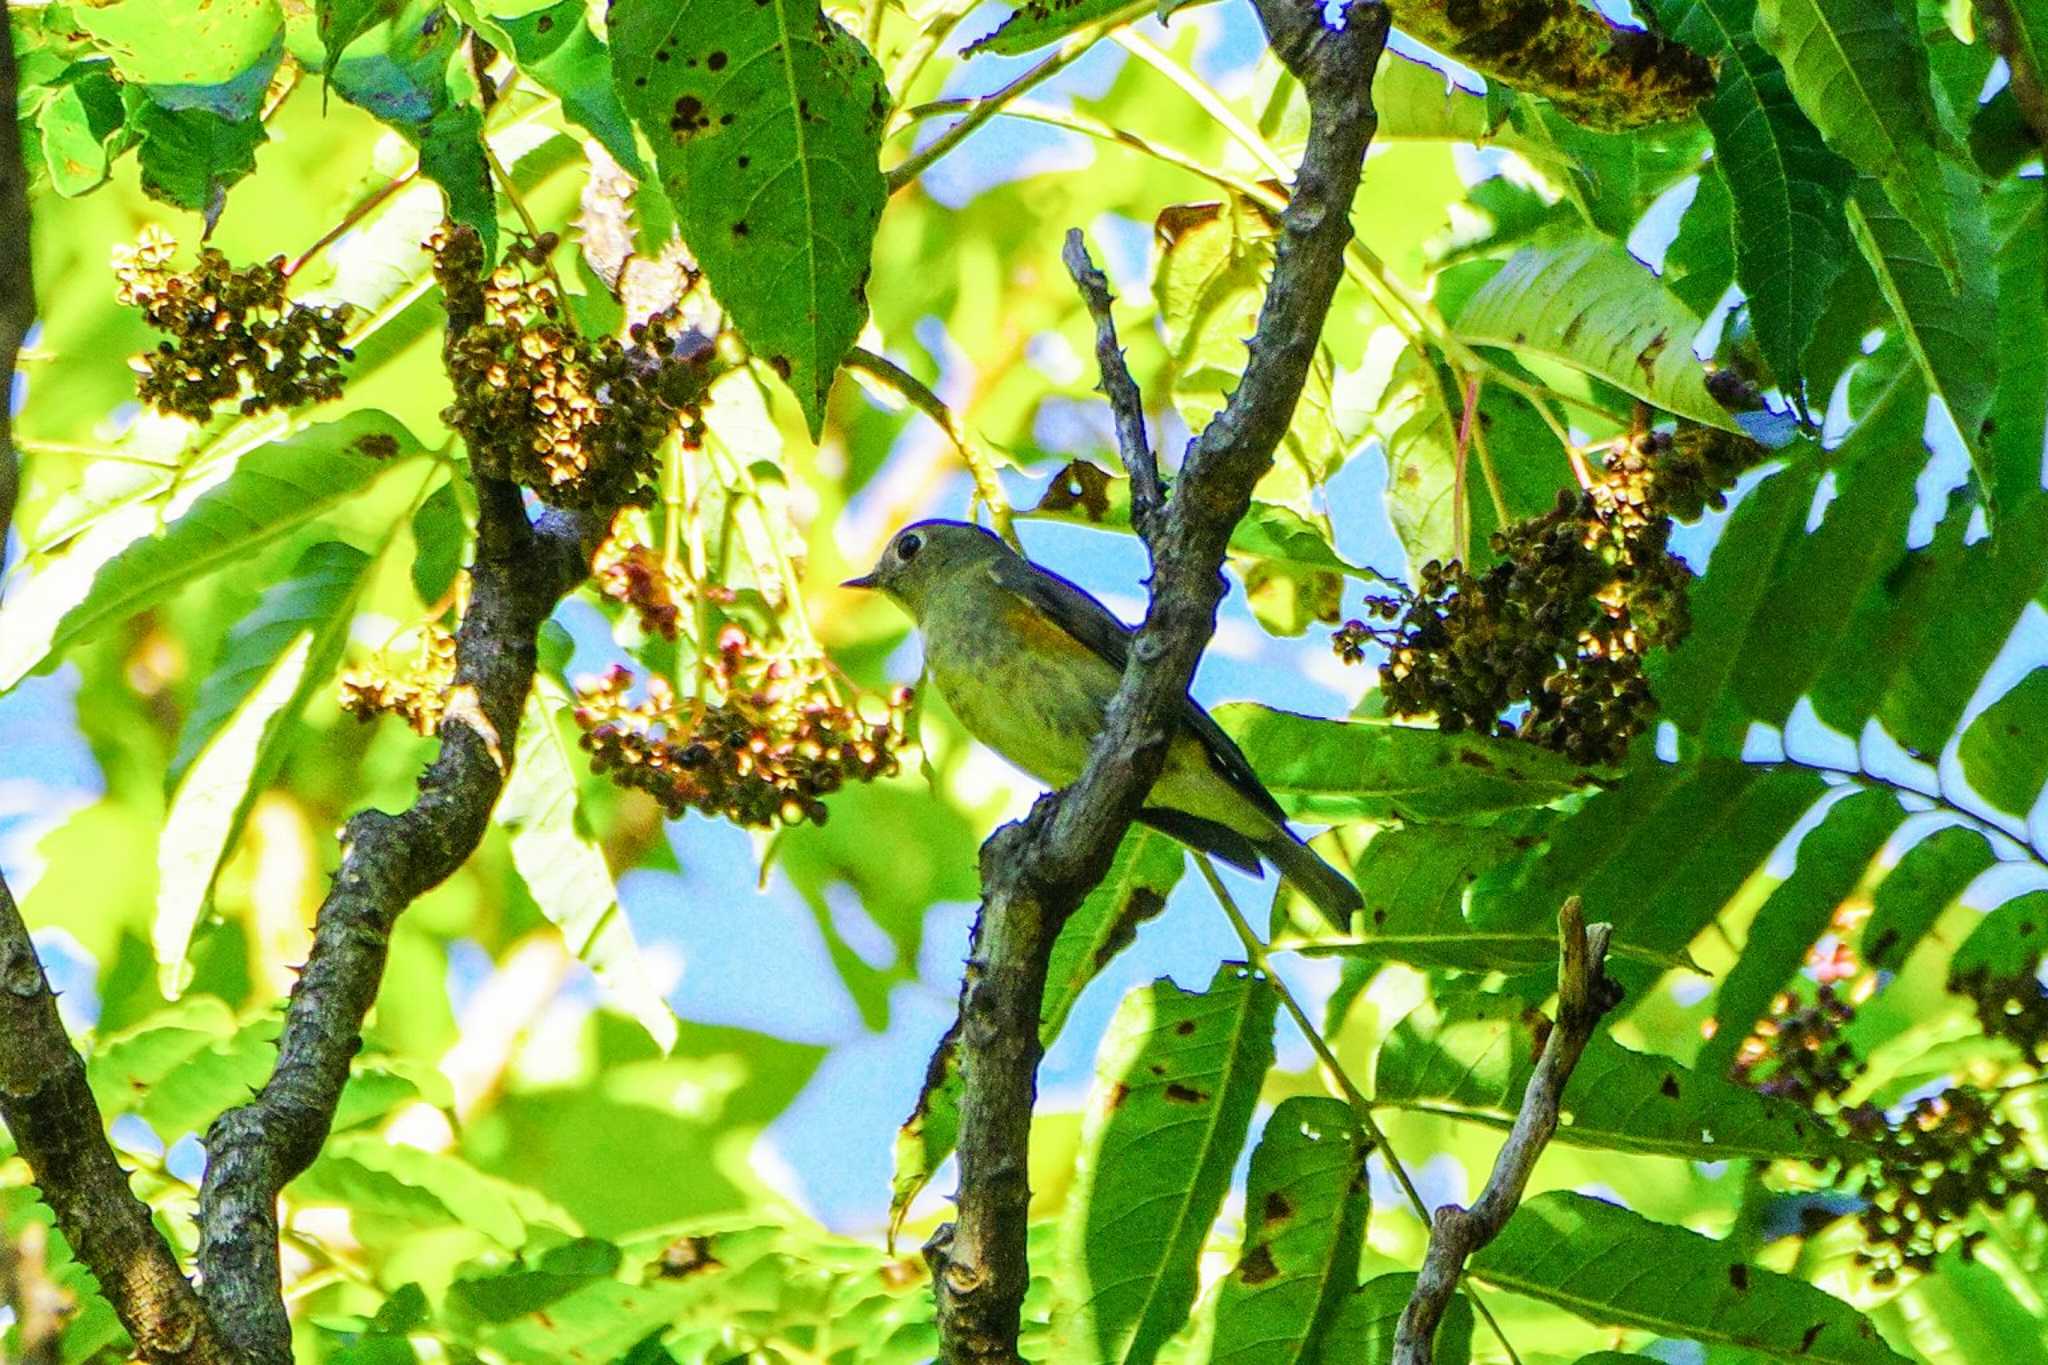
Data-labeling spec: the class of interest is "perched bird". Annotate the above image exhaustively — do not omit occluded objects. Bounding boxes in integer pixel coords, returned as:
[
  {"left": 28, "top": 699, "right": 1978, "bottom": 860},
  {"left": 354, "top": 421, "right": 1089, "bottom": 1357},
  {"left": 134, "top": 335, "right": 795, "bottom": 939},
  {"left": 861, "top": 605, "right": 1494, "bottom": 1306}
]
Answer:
[{"left": 844, "top": 519, "right": 1362, "bottom": 927}]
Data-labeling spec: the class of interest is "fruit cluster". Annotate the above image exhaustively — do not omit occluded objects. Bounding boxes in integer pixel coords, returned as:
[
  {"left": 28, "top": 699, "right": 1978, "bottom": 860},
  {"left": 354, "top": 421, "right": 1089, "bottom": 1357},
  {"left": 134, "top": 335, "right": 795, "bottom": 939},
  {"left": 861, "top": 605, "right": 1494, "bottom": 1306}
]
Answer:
[
  {"left": 1333, "top": 425, "right": 1763, "bottom": 765},
  {"left": 1731, "top": 983, "right": 1860, "bottom": 1108},
  {"left": 340, "top": 625, "right": 458, "bottom": 737},
  {"left": 1841, "top": 1087, "right": 2048, "bottom": 1281},
  {"left": 114, "top": 227, "right": 353, "bottom": 421},
  {"left": 572, "top": 627, "right": 910, "bottom": 830},
  {"left": 1950, "top": 957, "right": 2048, "bottom": 1064},
  {"left": 590, "top": 509, "right": 737, "bottom": 640},
  {"left": 430, "top": 224, "right": 714, "bottom": 508}
]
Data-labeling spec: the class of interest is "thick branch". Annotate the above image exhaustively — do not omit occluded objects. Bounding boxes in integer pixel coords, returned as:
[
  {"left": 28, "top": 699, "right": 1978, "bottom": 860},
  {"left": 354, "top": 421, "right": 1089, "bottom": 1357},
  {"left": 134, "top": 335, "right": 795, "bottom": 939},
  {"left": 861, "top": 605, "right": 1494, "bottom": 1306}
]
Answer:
[
  {"left": 193, "top": 490, "right": 602, "bottom": 1361},
  {"left": 0, "top": 874, "right": 235, "bottom": 1363},
  {"left": 926, "top": 3, "right": 1390, "bottom": 1360},
  {"left": 0, "top": 0, "right": 29, "bottom": 570},
  {"left": 1393, "top": 898, "right": 1618, "bottom": 1365},
  {"left": 1060, "top": 232, "right": 1161, "bottom": 535}
]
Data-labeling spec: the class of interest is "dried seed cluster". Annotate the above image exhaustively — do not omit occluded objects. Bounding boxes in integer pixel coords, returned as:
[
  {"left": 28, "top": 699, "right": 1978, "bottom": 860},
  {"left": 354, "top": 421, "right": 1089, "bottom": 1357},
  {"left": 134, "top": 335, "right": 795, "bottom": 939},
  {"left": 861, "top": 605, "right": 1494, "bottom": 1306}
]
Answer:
[
  {"left": 114, "top": 227, "right": 353, "bottom": 421},
  {"left": 573, "top": 629, "right": 910, "bottom": 830},
  {"left": 1334, "top": 426, "right": 1764, "bottom": 764},
  {"left": 340, "top": 626, "right": 458, "bottom": 737},
  {"left": 431, "top": 224, "right": 714, "bottom": 507},
  {"left": 591, "top": 509, "right": 738, "bottom": 640}
]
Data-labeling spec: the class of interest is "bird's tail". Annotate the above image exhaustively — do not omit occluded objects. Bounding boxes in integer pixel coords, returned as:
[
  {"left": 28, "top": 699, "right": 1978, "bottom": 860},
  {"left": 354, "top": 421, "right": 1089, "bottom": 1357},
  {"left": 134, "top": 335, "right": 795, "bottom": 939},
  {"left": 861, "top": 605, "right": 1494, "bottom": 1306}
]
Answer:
[{"left": 1258, "top": 829, "right": 1361, "bottom": 932}]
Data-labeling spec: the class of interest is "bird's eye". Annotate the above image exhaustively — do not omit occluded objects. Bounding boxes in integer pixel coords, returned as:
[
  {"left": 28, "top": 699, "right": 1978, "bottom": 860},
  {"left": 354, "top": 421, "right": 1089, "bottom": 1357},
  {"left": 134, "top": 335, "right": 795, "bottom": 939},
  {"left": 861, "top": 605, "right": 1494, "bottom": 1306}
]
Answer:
[{"left": 897, "top": 532, "right": 924, "bottom": 562}]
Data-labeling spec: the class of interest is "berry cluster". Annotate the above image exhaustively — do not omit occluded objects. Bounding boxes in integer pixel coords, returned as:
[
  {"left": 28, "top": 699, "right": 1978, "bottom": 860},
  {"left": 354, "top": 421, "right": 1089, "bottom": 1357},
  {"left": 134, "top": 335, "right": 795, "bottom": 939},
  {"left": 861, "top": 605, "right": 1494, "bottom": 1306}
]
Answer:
[
  {"left": 1334, "top": 426, "right": 1763, "bottom": 764},
  {"left": 572, "top": 628, "right": 909, "bottom": 830},
  {"left": 1840, "top": 1087, "right": 2048, "bottom": 1281},
  {"left": 430, "top": 224, "right": 714, "bottom": 507},
  {"left": 1951, "top": 959, "right": 2048, "bottom": 1064},
  {"left": 114, "top": 227, "right": 353, "bottom": 421},
  {"left": 340, "top": 626, "right": 457, "bottom": 736},
  {"left": 1732, "top": 984, "right": 1861, "bottom": 1108}
]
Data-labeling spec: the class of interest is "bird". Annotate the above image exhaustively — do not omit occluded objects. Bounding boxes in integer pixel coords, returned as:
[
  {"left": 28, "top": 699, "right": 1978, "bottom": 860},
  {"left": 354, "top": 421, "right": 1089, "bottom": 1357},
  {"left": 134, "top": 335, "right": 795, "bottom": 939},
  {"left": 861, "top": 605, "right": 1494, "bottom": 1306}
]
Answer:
[{"left": 843, "top": 519, "right": 1362, "bottom": 928}]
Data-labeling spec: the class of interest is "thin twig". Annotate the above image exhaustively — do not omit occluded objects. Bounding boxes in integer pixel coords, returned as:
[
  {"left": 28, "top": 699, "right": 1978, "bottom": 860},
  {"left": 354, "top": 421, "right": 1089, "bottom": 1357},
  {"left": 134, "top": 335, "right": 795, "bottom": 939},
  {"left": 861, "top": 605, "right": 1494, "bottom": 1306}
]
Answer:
[
  {"left": 1197, "top": 858, "right": 1525, "bottom": 1365},
  {"left": 926, "top": 4, "right": 1392, "bottom": 1359},
  {"left": 844, "top": 345, "right": 1019, "bottom": 547},
  {"left": 1058, "top": 233, "right": 1163, "bottom": 535},
  {"left": 0, "top": 0, "right": 33, "bottom": 572},
  {"left": 1393, "top": 897, "right": 1618, "bottom": 1365},
  {"left": 883, "top": 12, "right": 1136, "bottom": 194}
]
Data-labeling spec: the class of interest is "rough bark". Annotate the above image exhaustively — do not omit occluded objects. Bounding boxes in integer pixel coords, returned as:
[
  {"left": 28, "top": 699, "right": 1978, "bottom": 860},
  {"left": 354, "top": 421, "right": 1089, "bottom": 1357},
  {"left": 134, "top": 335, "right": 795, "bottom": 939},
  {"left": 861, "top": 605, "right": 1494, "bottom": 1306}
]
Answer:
[{"left": 924, "top": 2, "right": 1392, "bottom": 1359}]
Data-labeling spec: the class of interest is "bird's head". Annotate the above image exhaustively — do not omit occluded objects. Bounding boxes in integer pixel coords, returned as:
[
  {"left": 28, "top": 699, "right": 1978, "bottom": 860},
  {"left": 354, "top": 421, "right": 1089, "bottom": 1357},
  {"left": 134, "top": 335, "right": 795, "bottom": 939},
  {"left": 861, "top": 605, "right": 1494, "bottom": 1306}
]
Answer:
[{"left": 843, "top": 519, "right": 1007, "bottom": 620}]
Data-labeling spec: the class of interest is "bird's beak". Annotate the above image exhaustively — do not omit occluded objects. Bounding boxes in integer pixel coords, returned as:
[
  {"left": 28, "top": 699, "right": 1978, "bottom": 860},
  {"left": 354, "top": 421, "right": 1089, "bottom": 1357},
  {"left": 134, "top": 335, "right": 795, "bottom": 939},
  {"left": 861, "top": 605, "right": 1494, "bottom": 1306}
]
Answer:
[{"left": 842, "top": 573, "right": 880, "bottom": 590}]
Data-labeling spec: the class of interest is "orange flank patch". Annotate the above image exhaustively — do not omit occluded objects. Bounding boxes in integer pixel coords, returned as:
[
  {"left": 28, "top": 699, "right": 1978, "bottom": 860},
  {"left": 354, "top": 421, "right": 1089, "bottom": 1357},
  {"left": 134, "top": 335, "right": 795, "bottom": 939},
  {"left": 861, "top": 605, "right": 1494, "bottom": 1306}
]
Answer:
[{"left": 992, "top": 590, "right": 1109, "bottom": 668}]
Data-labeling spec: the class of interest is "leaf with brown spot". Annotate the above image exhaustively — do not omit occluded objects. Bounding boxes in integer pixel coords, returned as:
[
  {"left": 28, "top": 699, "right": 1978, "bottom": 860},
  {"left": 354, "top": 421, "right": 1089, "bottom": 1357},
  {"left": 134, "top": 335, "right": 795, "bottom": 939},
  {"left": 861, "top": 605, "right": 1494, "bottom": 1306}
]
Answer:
[
  {"left": 1209, "top": 1097, "right": 1371, "bottom": 1362},
  {"left": 1032, "top": 458, "right": 1115, "bottom": 522}
]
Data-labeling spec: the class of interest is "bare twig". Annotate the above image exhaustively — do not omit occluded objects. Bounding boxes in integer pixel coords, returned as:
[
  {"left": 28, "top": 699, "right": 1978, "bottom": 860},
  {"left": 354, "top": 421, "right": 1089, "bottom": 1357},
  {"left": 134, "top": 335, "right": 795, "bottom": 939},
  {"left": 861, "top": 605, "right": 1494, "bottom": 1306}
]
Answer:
[
  {"left": 1393, "top": 898, "right": 1618, "bottom": 1365},
  {"left": 1059, "top": 233, "right": 1163, "bottom": 537},
  {"left": 925, "top": 3, "right": 1391, "bottom": 1360}
]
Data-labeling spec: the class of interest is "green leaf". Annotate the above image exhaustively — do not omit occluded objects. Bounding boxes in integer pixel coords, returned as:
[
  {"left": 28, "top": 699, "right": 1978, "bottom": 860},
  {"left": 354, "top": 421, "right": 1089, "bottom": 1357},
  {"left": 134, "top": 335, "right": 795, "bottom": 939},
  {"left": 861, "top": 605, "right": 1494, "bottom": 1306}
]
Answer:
[
  {"left": 456, "top": 0, "right": 645, "bottom": 176},
  {"left": 1648, "top": 0, "right": 1855, "bottom": 394},
  {"left": 1989, "top": 178, "right": 2047, "bottom": 509},
  {"left": 316, "top": 0, "right": 405, "bottom": 73},
  {"left": 498, "top": 679, "right": 680, "bottom": 1051},
  {"left": 1207, "top": 1097, "right": 1370, "bottom": 1364},
  {"left": 1377, "top": 994, "right": 1864, "bottom": 1163},
  {"left": 1451, "top": 233, "right": 1739, "bottom": 431},
  {"left": 610, "top": 0, "right": 887, "bottom": 436},
  {"left": 1469, "top": 1191, "right": 1911, "bottom": 1363},
  {"left": 155, "top": 542, "right": 374, "bottom": 995},
  {"left": 1211, "top": 703, "right": 1602, "bottom": 825},
  {"left": 1754, "top": 0, "right": 1958, "bottom": 284},
  {"left": 1846, "top": 168, "right": 1997, "bottom": 465},
  {"left": 1053, "top": 963, "right": 1277, "bottom": 1364},
  {"left": 0, "top": 411, "right": 425, "bottom": 694},
  {"left": 1863, "top": 823, "right": 1996, "bottom": 971},
  {"left": 409, "top": 477, "right": 466, "bottom": 605},
  {"left": 961, "top": 0, "right": 1149, "bottom": 58},
  {"left": 286, "top": 0, "right": 495, "bottom": 255},
  {"left": 1949, "top": 889, "right": 2048, "bottom": 984},
  {"left": 1150, "top": 197, "right": 1346, "bottom": 511},
  {"left": 73, "top": 0, "right": 284, "bottom": 92},
  {"left": 890, "top": 827, "right": 1183, "bottom": 1241},
  {"left": 1320, "top": 1273, "right": 1473, "bottom": 1365},
  {"left": 1469, "top": 761, "right": 1830, "bottom": 975},
  {"left": 1956, "top": 669, "right": 2048, "bottom": 819},
  {"left": 1697, "top": 787, "right": 1902, "bottom": 1075},
  {"left": 134, "top": 103, "right": 267, "bottom": 221},
  {"left": 1371, "top": 347, "right": 1562, "bottom": 576},
  {"left": 1873, "top": 1249, "right": 2048, "bottom": 1365},
  {"left": 296, "top": 1134, "right": 530, "bottom": 1247},
  {"left": 1661, "top": 165, "right": 1737, "bottom": 320},
  {"left": 39, "top": 67, "right": 127, "bottom": 197},
  {"left": 86, "top": 997, "right": 238, "bottom": 1118}
]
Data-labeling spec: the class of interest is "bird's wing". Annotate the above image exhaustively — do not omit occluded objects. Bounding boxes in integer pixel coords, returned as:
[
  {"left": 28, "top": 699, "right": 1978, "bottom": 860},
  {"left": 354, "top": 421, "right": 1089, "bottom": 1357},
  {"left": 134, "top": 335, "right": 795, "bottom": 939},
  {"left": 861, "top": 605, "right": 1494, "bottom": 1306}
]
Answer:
[{"left": 985, "top": 553, "right": 1288, "bottom": 827}]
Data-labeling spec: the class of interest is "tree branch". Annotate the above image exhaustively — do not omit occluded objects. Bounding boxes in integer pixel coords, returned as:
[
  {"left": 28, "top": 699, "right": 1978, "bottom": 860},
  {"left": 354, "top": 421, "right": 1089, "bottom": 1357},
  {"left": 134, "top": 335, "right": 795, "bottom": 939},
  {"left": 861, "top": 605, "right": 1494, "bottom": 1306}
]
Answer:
[
  {"left": 192, "top": 489, "right": 602, "bottom": 1361},
  {"left": 1393, "top": 898, "right": 1618, "bottom": 1365},
  {"left": 1059, "top": 232, "right": 1162, "bottom": 536},
  {"left": 0, "top": 0, "right": 35, "bottom": 571},
  {"left": 1975, "top": 0, "right": 2048, "bottom": 150},
  {"left": 925, "top": 3, "right": 1391, "bottom": 1360},
  {"left": 0, "top": 873, "right": 236, "bottom": 1363}
]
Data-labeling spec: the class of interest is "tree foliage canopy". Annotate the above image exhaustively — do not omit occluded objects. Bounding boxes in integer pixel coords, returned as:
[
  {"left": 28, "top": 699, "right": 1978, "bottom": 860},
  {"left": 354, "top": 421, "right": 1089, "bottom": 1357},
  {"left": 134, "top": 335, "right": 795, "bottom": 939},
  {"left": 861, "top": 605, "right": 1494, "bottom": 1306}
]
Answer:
[{"left": 0, "top": 0, "right": 2043, "bottom": 1360}]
